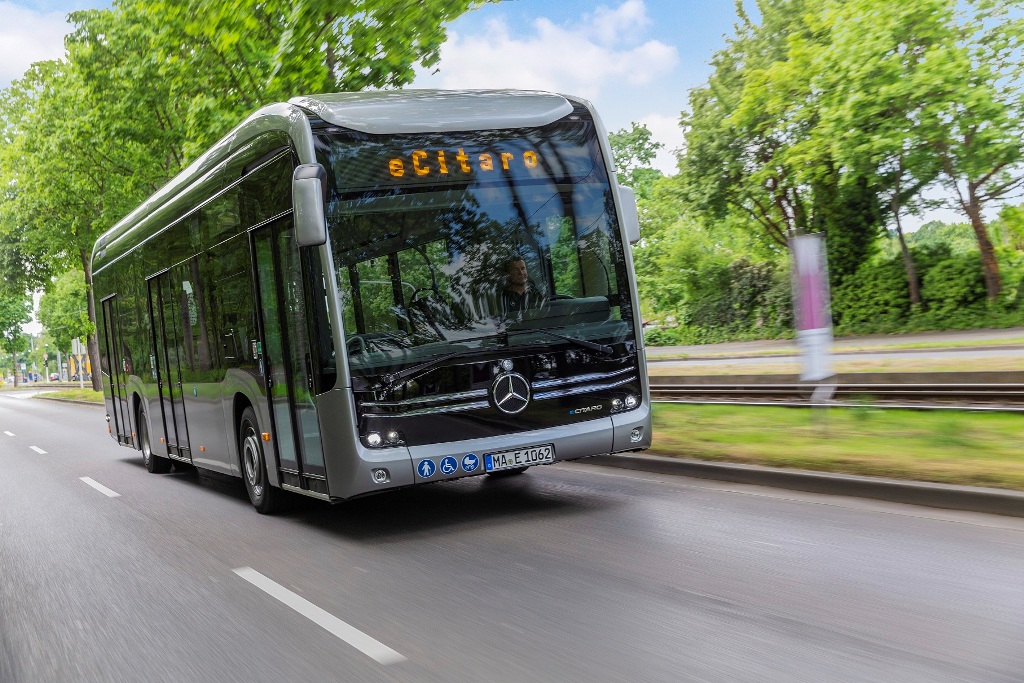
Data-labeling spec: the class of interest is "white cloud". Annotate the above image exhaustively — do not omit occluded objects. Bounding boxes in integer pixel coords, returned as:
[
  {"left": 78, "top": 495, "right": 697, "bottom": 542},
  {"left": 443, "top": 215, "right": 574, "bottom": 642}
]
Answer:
[
  {"left": 639, "top": 112, "right": 684, "bottom": 176},
  {"left": 412, "top": 1, "right": 678, "bottom": 101},
  {"left": 0, "top": 2, "right": 71, "bottom": 87}
]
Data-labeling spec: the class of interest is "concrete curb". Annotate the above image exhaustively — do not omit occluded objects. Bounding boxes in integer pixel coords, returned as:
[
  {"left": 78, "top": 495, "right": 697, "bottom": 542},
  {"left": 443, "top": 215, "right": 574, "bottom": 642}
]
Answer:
[
  {"left": 32, "top": 396, "right": 104, "bottom": 408},
  {"left": 589, "top": 453, "right": 1024, "bottom": 518}
]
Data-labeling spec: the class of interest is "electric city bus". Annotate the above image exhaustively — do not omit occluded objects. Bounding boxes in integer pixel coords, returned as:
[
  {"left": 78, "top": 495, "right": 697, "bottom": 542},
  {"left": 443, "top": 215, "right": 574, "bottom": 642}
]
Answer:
[{"left": 92, "top": 90, "right": 651, "bottom": 513}]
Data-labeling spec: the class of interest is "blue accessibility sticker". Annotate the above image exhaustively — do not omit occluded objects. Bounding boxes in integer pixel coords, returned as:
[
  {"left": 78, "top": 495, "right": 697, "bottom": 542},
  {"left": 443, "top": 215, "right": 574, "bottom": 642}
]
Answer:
[
  {"left": 461, "top": 453, "right": 479, "bottom": 472},
  {"left": 417, "top": 459, "right": 435, "bottom": 478},
  {"left": 439, "top": 456, "right": 459, "bottom": 475}
]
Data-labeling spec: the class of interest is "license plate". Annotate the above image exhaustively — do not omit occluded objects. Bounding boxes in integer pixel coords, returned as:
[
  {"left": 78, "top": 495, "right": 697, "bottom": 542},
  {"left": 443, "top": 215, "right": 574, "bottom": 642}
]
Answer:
[{"left": 484, "top": 444, "right": 554, "bottom": 472}]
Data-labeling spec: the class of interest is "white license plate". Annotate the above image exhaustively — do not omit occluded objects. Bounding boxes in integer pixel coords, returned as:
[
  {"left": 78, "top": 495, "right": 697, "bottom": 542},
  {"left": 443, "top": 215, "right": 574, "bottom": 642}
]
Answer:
[{"left": 484, "top": 444, "right": 554, "bottom": 472}]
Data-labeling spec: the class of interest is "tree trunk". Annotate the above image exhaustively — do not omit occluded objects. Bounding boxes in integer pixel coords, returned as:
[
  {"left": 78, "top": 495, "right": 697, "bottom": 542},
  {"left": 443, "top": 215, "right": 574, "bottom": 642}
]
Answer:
[
  {"left": 894, "top": 214, "right": 920, "bottom": 307},
  {"left": 80, "top": 248, "right": 103, "bottom": 392},
  {"left": 891, "top": 193, "right": 920, "bottom": 307},
  {"left": 12, "top": 351, "right": 17, "bottom": 388},
  {"left": 963, "top": 188, "right": 1001, "bottom": 301}
]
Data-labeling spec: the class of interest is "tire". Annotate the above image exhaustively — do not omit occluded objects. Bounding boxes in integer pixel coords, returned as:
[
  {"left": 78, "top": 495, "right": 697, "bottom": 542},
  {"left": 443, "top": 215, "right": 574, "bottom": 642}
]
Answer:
[
  {"left": 487, "top": 466, "right": 529, "bottom": 477},
  {"left": 139, "top": 404, "right": 170, "bottom": 474},
  {"left": 238, "top": 407, "right": 282, "bottom": 514}
]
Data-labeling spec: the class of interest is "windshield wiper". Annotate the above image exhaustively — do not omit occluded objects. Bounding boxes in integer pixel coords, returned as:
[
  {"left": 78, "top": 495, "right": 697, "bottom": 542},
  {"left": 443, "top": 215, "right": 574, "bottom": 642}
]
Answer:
[
  {"left": 370, "top": 345, "right": 505, "bottom": 393},
  {"left": 506, "top": 328, "right": 615, "bottom": 356}
]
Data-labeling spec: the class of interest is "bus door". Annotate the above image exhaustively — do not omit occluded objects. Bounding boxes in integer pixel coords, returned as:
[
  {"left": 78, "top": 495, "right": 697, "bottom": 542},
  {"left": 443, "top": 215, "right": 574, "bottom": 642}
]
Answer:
[
  {"left": 250, "top": 217, "right": 326, "bottom": 489},
  {"left": 147, "top": 272, "right": 192, "bottom": 461},
  {"left": 100, "top": 296, "right": 132, "bottom": 446}
]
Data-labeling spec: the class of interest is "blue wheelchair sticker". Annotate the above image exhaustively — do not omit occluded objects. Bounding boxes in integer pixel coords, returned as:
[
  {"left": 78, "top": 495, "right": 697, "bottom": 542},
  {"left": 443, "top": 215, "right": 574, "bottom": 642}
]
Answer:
[
  {"left": 461, "top": 453, "right": 479, "bottom": 472},
  {"left": 417, "top": 459, "right": 435, "bottom": 478},
  {"left": 439, "top": 456, "right": 459, "bottom": 475}
]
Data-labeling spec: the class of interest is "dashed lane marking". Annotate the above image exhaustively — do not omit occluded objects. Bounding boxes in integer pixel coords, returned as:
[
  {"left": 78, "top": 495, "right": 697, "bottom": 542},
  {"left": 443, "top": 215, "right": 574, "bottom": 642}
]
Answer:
[
  {"left": 4, "top": 431, "right": 13, "bottom": 436},
  {"left": 80, "top": 477, "right": 120, "bottom": 498},
  {"left": 29, "top": 446, "right": 46, "bottom": 454},
  {"left": 232, "top": 567, "right": 406, "bottom": 666}
]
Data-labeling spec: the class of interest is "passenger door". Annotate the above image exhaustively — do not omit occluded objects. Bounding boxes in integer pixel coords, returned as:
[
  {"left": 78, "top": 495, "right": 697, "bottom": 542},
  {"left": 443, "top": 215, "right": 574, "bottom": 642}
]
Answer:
[
  {"left": 250, "top": 217, "right": 326, "bottom": 490},
  {"left": 100, "top": 295, "right": 132, "bottom": 446},
  {"left": 147, "top": 271, "right": 192, "bottom": 461}
]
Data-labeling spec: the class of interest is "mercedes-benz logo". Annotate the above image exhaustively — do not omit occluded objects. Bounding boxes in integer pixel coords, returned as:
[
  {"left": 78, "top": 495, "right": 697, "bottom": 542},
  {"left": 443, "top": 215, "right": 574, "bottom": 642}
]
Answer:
[{"left": 490, "top": 372, "right": 531, "bottom": 415}]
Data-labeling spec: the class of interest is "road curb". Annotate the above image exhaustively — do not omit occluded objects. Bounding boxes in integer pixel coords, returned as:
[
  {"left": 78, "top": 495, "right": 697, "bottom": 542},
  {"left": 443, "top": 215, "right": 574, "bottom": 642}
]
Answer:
[
  {"left": 588, "top": 453, "right": 1024, "bottom": 518},
  {"left": 32, "top": 396, "right": 104, "bottom": 408}
]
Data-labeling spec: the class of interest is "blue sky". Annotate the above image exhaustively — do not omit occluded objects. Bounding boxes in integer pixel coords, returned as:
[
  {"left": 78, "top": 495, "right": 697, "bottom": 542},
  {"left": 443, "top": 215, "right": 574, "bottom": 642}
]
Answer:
[{"left": 0, "top": 0, "right": 742, "bottom": 174}]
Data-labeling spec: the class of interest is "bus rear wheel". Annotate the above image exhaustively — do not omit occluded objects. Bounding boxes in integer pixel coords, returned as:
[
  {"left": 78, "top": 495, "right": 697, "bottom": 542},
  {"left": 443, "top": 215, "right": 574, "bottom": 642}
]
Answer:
[
  {"left": 239, "top": 407, "right": 282, "bottom": 514},
  {"left": 139, "top": 404, "right": 170, "bottom": 474}
]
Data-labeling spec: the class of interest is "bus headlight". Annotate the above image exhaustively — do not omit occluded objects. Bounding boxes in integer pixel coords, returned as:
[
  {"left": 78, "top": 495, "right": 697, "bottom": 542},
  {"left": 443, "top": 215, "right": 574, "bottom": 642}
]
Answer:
[
  {"left": 365, "top": 432, "right": 383, "bottom": 447},
  {"left": 385, "top": 430, "right": 402, "bottom": 445},
  {"left": 624, "top": 394, "right": 639, "bottom": 409}
]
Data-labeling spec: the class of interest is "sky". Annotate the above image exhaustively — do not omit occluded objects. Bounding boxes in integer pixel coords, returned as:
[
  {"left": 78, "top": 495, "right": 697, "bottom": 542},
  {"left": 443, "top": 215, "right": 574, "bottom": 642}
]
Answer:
[{"left": 0, "top": 0, "right": 740, "bottom": 175}]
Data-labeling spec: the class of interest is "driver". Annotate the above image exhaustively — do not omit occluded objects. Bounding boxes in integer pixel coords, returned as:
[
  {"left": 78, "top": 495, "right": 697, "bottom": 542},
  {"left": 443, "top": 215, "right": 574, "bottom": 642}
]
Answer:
[{"left": 499, "top": 257, "right": 546, "bottom": 318}]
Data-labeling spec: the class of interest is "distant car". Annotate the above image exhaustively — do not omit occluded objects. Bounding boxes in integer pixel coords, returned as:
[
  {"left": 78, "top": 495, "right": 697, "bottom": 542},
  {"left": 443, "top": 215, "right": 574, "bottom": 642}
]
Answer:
[{"left": 50, "top": 373, "right": 59, "bottom": 381}]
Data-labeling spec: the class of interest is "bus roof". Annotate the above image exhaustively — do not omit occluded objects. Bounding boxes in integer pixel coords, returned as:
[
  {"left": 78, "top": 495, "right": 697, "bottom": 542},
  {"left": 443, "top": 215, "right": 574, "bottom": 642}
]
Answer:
[{"left": 289, "top": 90, "right": 574, "bottom": 134}]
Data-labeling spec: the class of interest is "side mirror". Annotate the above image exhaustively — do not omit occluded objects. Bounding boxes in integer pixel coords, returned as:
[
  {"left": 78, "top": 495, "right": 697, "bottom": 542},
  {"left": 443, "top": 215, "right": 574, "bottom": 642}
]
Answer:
[
  {"left": 617, "top": 185, "right": 640, "bottom": 245},
  {"left": 293, "top": 163, "right": 328, "bottom": 247}
]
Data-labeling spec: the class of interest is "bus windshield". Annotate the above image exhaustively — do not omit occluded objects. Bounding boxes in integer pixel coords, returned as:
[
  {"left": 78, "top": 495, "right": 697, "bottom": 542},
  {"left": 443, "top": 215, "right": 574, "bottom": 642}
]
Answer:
[{"left": 317, "top": 117, "right": 634, "bottom": 379}]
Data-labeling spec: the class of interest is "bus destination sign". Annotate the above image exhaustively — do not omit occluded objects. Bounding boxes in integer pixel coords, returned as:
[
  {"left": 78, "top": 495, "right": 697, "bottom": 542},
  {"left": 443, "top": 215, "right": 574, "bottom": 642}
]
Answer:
[{"left": 388, "top": 148, "right": 541, "bottom": 180}]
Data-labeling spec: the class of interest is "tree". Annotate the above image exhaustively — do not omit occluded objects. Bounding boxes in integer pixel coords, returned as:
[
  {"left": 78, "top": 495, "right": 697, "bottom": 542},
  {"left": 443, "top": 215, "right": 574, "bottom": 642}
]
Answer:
[
  {"left": 814, "top": 0, "right": 955, "bottom": 307},
  {"left": 38, "top": 270, "right": 93, "bottom": 356},
  {"left": 677, "top": 0, "right": 884, "bottom": 286},
  {"left": 923, "top": 0, "right": 1024, "bottom": 300},
  {"left": 0, "top": 0, "right": 489, "bottom": 390},
  {"left": 0, "top": 295, "right": 31, "bottom": 387},
  {"left": 608, "top": 122, "right": 664, "bottom": 199}
]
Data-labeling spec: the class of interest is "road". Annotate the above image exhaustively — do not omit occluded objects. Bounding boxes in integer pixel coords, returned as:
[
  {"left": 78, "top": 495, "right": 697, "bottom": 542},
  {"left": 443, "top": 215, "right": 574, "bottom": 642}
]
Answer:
[{"left": 2, "top": 394, "right": 1023, "bottom": 682}]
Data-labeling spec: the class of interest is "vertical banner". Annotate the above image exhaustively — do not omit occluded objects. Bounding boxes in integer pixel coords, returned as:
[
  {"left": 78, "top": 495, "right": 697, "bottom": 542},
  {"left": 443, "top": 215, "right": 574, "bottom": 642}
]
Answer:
[{"left": 790, "top": 233, "right": 834, "bottom": 382}]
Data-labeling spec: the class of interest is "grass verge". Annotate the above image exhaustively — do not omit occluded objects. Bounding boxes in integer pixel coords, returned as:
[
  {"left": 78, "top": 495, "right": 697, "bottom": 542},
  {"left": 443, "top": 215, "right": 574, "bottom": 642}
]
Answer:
[
  {"left": 37, "top": 389, "right": 104, "bottom": 403},
  {"left": 650, "top": 403, "right": 1024, "bottom": 491}
]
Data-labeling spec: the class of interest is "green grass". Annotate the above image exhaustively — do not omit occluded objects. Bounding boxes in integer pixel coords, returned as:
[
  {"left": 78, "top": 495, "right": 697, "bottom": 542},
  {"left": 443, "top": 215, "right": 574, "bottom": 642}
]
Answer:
[
  {"left": 650, "top": 403, "right": 1024, "bottom": 491},
  {"left": 37, "top": 388, "right": 104, "bottom": 403}
]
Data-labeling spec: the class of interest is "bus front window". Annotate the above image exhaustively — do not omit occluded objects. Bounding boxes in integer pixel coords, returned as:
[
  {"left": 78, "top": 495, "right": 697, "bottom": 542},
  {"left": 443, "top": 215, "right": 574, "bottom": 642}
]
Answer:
[{"left": 320, "top": 115, "right": 634, "bottom": 380}]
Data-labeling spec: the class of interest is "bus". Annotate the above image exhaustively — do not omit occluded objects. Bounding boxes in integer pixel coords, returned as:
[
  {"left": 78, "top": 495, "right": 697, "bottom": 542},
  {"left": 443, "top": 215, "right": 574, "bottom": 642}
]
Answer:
[{"left": 92, "top": 90, "right": 651, "bottom": 513}]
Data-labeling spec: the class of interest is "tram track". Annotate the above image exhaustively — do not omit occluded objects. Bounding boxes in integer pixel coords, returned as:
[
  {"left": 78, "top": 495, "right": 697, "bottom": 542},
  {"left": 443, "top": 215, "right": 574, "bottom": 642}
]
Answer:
[{"left": 648, "top": 373, "right": 1024, "bottom": 411}]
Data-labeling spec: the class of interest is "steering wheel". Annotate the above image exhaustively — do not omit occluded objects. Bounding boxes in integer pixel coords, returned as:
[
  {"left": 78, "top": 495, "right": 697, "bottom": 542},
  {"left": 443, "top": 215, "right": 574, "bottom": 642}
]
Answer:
[{"left": 346, "top": 335, "right": 367, "bottom": 356}]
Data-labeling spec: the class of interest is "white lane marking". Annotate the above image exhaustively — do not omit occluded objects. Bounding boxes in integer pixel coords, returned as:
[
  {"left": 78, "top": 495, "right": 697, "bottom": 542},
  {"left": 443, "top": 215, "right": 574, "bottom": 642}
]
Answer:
[
  {"left": 4, "top": 431, "right": 13, "bottom": 436},
  {"left": 29, "top": 446, "right": 46, "bottom": 454},
  {"left": 80, "top": 477, "right": 120, "bottom": 498},
  {"left": 233, "top": 567, "right": 406, "bottom": 665}
]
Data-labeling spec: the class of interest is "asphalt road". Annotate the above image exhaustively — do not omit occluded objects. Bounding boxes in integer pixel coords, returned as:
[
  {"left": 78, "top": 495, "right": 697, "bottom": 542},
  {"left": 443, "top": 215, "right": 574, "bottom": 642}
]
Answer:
[{"left": 2, "top": 394, "right": 1023, "bottom": 682}]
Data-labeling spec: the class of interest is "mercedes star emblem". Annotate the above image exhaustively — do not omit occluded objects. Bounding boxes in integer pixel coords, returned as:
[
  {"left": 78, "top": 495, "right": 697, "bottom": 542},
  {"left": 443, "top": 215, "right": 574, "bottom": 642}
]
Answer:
[{"left": 490, "top": 372, "right": 531, "bottom": 415}]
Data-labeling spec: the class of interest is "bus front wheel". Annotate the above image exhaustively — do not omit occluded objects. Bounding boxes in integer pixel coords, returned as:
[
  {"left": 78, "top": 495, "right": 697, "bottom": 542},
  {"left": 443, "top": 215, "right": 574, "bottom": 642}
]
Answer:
[{"left": 239, "top": 407, "right": 282, "bottom": 514}]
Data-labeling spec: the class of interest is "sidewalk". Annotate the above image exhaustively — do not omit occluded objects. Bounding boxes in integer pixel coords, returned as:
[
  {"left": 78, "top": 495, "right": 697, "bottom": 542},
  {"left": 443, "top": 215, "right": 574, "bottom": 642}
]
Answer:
[{"left": 644, "top": 326, "right": 1024, "bottom": 359}]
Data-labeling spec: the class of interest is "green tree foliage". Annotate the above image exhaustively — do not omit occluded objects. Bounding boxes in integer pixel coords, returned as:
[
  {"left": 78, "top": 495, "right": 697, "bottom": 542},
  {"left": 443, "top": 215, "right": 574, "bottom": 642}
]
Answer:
[
  {"left": 0, "top": 295, "right": 31, "bottom": 386},
  {"left": 608, "top": 122, "right": 663, "bottom": 200},
  {"left": 38, "top": 270, "right": 93, "bottom": 354},
  {"left": 678, "top": 0, "right": 884, "bottom": 288},
  {"left": 0, "top": 0, "right": 488, "bottom": 388}
]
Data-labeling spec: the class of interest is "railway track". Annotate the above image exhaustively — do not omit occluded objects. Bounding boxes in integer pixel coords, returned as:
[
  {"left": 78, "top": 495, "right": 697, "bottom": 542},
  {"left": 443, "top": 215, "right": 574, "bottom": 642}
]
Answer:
[{"left": 649, "top": 377, "right": 1024, "bottom": 411}]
